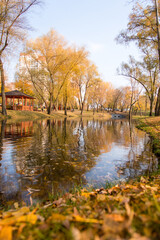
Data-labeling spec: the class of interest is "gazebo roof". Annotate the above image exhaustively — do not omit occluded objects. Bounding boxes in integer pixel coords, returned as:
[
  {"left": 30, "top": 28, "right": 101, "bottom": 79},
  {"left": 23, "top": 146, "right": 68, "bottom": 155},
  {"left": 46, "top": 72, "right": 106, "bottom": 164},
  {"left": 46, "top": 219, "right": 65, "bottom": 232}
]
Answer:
[{"left": 0, "top": 90, "right": 35, "bottom": 99}]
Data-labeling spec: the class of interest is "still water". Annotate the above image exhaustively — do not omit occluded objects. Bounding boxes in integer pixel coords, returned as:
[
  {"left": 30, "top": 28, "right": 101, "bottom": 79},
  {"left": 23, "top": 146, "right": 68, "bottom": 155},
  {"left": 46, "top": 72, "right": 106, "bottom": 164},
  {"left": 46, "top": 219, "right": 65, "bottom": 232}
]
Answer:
[{"left": 0, "top": 118, "right": 158, "bottom": 205}]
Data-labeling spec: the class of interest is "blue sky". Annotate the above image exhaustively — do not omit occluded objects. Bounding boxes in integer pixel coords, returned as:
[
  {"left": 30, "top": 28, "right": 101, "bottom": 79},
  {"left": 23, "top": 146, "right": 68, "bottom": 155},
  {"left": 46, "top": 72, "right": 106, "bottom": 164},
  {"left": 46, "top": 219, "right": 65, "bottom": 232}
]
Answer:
[{"left": 9, "top": 0, "right": 141, "bottom": 87}]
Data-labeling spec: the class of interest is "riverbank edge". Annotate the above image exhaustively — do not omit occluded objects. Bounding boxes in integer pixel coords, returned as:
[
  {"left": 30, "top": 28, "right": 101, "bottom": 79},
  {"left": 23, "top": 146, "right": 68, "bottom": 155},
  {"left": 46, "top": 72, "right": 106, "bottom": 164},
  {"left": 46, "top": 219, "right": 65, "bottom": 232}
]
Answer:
[
  {"left": 0, "top": 110, "right": 111, "bottom": 122},
  {"left": 135, "top": 116, "right": 160, "bottom": 157}
]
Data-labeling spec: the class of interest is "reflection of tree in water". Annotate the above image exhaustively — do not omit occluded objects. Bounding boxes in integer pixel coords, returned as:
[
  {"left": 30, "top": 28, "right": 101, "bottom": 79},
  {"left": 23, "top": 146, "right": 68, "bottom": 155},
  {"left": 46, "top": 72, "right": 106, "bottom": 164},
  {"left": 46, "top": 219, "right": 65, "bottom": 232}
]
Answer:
[
  {"left": 116, "top": 120, "right": 158, "bottom": 178},
  {"left": 0, "top": 120, "right": 6, "bottom": 203},
  {"left": 0, "top": 118, "right": 158, "bottom": 203},
  {"left": 0, "top": 119, "right": 113, "bottom": 202},
  {"left": 0, "top": 120, "right": 23, "bottom": 203}
]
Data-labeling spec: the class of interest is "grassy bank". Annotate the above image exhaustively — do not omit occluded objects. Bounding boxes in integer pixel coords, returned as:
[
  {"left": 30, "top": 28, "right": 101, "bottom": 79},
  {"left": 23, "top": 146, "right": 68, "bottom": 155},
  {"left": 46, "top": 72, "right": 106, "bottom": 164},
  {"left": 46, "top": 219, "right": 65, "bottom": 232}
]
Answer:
[
  {"left": 0, "top": 110, "right": 111, "bottom": 122},
  {"left": 136, "top": 116, "right": 160, "bottom": 156}
]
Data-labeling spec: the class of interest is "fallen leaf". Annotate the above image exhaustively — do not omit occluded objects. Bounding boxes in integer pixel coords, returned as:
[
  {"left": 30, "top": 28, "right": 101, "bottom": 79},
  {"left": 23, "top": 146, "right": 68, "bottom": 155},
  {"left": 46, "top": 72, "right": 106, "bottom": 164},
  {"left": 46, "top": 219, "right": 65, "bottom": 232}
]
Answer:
[
  {"left": 72, "top": 215, "right": 103, "bottom": 224},
  {"left": 0, "top": 226, "right": 12, "bottom": 240}
]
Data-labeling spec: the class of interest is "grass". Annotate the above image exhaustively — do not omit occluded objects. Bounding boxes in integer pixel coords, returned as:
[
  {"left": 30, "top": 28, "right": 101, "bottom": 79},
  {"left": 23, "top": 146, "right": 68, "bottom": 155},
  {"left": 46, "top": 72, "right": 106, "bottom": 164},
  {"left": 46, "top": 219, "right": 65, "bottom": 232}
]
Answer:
[
  {"left": 0, "top": 109, "right": 111, "bottom": 122},
  {"left": 52, "top": 109, "right": 111, "bottom": 119},
  {"left": 136, "top": 116, "right": 160, "bottom": 156}
]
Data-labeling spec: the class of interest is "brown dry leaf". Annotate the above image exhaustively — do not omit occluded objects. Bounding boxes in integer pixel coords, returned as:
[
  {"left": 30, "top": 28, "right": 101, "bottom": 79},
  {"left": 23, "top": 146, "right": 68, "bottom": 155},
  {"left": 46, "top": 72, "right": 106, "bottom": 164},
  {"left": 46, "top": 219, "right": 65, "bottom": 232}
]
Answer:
[
  {"left": 52, "top": 198, "right": 64, "bottom": 206},
  {"left": 145, "top": 185, "right": 158, "bottom": 192},
  {"left": 14, "top": 202, "right": 19, "bottom": 209},
  {"left": 139, "top": 214, "right": 151, "bottom": 223},
  {"left": 130, "top": 233, "right": 150, "bottom": 240},
  {"left": 105, "top": 214, "right": 125, "bottom": 222},
  {"left": 73, "top": 207, "right": 79, "bottom": 216},
  {"left": 17, "top": 223, "right": 26, "bottom": 238},
  {"left": 71, "top": 227, "right": 81, "bottom": 240},
  {"left": 97, "top": 194, "right": 106, "bottom": 202},
  {"left": 108, "top": 186, "right": 121, "bottom": 195},
  {"left": 140, "top": 176, "right": 148, "bottom": 183},
  {"left": 125, "top": 202, "right": 134, "bottom": 224},
  {"left": 0, "top": 226, "right": 12, "bottom": 240}
]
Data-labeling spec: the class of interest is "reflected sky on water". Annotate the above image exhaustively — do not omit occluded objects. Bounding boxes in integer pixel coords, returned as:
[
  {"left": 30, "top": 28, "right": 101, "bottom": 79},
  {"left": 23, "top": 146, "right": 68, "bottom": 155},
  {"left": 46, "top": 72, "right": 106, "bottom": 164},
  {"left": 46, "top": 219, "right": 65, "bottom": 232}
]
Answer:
[{"left": 0, "top": 118, "right": 158, "bottom": 205}]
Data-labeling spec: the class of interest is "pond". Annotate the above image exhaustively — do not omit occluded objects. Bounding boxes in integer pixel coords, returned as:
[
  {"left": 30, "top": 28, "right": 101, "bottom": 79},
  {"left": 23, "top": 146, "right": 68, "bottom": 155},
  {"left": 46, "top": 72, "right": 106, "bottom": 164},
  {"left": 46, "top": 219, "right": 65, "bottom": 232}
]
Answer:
[{"left": 0, "top": 118, "right": 158, "bottom": 205}]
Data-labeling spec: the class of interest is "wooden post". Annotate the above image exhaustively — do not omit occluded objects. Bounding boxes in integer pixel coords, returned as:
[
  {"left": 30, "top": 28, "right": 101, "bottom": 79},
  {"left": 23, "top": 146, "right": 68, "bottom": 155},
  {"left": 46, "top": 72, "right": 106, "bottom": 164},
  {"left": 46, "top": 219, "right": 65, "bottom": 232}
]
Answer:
[
  {"left": 32, "top": 99, "right": 34, "bottom": 111},
  {"left": 25, "top": 98, "right": 27, "bottom": 110},
  {"left": 22, "top": 97, "right": 24, "bottom": 111},
  {"left": 13, "top": 97, "right": 15, "bottom": 110},
  {"left": 29, "top": 99, "right": 31, "bottom": 110}
]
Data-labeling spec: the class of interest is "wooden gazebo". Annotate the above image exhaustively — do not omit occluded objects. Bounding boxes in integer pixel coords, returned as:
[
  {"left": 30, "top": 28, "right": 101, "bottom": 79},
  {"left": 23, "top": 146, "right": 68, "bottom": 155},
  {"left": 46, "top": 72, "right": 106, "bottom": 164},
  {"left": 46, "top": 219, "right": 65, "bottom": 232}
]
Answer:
[{"left": 0, "top": 90, "right": 35, "bottom": 111}]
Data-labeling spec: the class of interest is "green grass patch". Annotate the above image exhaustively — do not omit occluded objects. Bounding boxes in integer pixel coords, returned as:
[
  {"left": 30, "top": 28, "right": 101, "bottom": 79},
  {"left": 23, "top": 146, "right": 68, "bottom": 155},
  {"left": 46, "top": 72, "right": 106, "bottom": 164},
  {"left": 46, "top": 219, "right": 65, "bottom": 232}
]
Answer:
[{"left": 136, "top": 117, "right": 160, "bottom": 157}]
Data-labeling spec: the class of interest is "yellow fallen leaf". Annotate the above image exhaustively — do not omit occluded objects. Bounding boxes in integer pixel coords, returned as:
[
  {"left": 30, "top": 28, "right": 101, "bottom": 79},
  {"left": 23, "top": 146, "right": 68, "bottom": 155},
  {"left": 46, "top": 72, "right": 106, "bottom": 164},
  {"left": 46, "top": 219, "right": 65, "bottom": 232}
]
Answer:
[
  {"left": 12, "top": 207, "right": 30, "bottom": 217},
  {"left": 3, "top": 212, "right": 13, "bottom": 219},
  {"left": 17, "top": 213, "right": 37, "bottom": 224},
  {"left": 48, "top": 213, "right": 68, "bottom": 222},
  {"left": 0, "top": 226, "right": 12, "bottom": 240},
  {"left": 81, "top": 192, "right": 91, "bottom": 198},
  {"left": 72, "top": 215, "right": 103, "bottom": 224},
  {"left": 0, "top": 217, "right": 16, "bottom": 226}
]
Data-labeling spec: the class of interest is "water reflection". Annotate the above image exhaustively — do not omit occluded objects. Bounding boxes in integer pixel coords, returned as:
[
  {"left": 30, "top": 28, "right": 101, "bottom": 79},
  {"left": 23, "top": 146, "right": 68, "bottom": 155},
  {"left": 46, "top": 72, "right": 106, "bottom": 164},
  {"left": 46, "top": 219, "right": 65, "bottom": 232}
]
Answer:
[{"left": 0, "top": 118, "right": 158, "bottom": 204}]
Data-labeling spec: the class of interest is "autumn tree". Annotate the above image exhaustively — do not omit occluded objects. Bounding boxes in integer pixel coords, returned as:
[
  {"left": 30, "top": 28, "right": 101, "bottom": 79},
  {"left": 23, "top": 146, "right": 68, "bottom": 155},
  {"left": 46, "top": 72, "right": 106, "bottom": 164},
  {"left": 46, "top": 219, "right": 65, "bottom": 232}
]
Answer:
[
  {"left": 116, "top": 0, "right": 160, "bottom": 115},
  {"left": 14, "top": 72, "right": 34, "bottom": 96},
  {"left": 0, "top": 0, "right": 41, "bottom": 115},
  {"left": 128, "top": 79, "right": 142, "bottom": 120},
  {"left": 118, "top": 86, "right": 131, "bottom": 112},
  {"left": 110, "top": 88, "right": 123, "bottom": 111},
  {"left": 87, "top": 80, "right": 109, "bottom": 112},
  {"left": 86, "top": 79, "right": 102, "bottom": 113},
  {"left": 59, "top": 47, "right": 88, "bottom": 116},
  {"left": 118, "top": 52, "right": 159, "bottom": 116},
  {"left": 72, "top": 61, "right": 100, "bottom": 115},
  {"left": 19, "top": 30, "right": 88, "bottom": 114}
]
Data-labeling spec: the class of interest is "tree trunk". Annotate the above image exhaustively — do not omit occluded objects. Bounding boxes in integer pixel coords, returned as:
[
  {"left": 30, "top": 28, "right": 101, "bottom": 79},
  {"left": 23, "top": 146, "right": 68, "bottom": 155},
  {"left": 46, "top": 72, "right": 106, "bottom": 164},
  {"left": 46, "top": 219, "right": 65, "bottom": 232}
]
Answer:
[
  {"left": 97, "top": 104, "right": 98, "bottom": 112},
  {"left": 64, "top": 104, "right": 67, "bottom": 115},
  {"left": 145, "top": 94, "right": 147, "bottom": 114},
  {"left": 149, "top": 96, "right": 153, "bottom": 116},
  {"left": 63, "top": 94, "right": 67, "bottom": 116},
  {"left": 129, "top": 106, "right": 132, "bottom": 120},
  {"left": 155, "top": 87, "right": 160, "bottom": 116},
  {"left": 47, "top": 92, "right": 53, "bottom": 115},
  {"left": 81, "top": 102, "right": 84, "bottom": 115},
  {"left": 87, "top": 104, "right": 89, "bottom": 111},
  {"left": 155, "top": 0, "right": 160, "bottom": 115},
  {"left": 0, "top": 58, "right": 7, "bottom": 116}
]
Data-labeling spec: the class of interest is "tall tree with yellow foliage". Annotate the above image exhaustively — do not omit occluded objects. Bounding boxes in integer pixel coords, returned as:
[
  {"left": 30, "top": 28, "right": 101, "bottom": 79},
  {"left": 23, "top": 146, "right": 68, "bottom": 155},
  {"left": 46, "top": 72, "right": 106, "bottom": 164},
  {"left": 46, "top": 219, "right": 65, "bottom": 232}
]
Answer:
[
  {"left": 0, "top": 0, "right": 41, "bottom": 115},
  {"left": 116, "top": 0, "right": 160, "bottom": 115}
]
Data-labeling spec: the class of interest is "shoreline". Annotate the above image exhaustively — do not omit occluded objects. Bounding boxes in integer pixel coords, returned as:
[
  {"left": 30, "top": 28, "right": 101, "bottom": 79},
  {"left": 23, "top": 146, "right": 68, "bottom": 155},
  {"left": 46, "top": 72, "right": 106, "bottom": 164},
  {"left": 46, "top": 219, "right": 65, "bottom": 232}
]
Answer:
[
  {"left": 0, "top": 109, "right": 112, "bottom": 122},
  {"left": 135, "top": 116, "right": 160, "bottom": 157}
]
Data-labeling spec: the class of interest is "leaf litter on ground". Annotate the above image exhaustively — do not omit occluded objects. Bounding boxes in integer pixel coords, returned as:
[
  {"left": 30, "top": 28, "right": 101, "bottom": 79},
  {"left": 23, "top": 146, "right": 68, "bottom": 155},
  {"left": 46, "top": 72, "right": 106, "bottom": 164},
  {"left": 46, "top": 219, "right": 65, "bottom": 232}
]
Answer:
[{"left": 0, "top": 174, "right": 160, "bottom": 240}]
